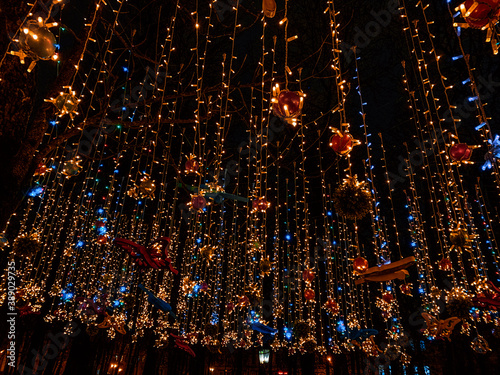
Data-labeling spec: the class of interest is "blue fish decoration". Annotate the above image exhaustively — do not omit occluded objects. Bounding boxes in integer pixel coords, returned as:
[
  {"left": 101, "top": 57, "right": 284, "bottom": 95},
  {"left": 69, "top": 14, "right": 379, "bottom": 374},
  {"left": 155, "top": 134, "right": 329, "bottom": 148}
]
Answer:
[
  {"left": 139, "top": 284, "right": 177, "bottom": 320},
  {"left": 250, "top": 322, "right": 278, "bottom": 343},
  {"left": 346, "top": 327, "right": 378, "bottom": 341},
  {"left": 250, "top": 322, "right": 278, "bottom": 336}
]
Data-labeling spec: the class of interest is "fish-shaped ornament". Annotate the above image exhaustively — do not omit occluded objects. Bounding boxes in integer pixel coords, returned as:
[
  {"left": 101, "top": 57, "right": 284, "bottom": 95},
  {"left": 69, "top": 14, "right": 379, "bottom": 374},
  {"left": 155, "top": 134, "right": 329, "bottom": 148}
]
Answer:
[
  {"left": 170, "top": 333, "right": 196, "bottom": 357},
  {"left": 355, "top": 256, "right": 415, "bottom": 285},
  {"left": 346, "top": 327, "right": 379, "bottom": 341},
  {"left": 138, "top": 284, "right": 177, "bottom": 320},
  {"left": 114, "top": 237, "right": 178, "bottom": 273},
  {"left": 473, "top": 280, "right": 500, "bottom": 310},
  {"left": 250, "top": 321, "right": 278, "bottom": 342},
  {"left": 471, "top": 335, "right": 491, "bottom": 354}
]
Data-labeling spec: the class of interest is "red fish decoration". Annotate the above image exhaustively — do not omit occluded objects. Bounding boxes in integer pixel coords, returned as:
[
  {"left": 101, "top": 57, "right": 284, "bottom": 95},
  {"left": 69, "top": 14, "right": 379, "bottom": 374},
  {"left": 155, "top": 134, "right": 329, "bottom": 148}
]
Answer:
[
  {"left": 170, "top": 333, "right": 196, "bottom": 357},
  {"left": 473, "top": 280, "right": 500, "bottom": 310},
  {"left": 114, "top": 237, "right": 178, "bottom": 273}
]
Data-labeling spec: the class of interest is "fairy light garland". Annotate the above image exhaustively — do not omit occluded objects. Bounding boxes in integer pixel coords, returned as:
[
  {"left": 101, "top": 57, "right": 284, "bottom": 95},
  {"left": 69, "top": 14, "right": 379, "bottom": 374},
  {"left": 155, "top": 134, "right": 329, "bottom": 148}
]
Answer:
[
  {"left": 415, "top": 3, "right": 488, "bottom": 281},
  {"left": 2, "top": 0, "right": 500, "bottom": 362},
  {"left": 474, "top": 183, "right": 500, "bottom": 276},
  {"left": 447, "top": 2, "right": 500, "bottom": 192}
]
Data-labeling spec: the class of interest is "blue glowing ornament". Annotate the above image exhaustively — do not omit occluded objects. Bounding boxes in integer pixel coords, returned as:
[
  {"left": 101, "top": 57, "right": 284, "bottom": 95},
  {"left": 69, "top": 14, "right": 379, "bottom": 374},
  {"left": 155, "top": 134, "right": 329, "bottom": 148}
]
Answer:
[
  {"left": 336, "top": 320, "right": 346, "bottom": 334},
  {"left": 192, "top": 283, "right": 201, "bottom": 296},
  {"left": 483, "top": 134, "right": 500, "bottom": 170},
  {"left": 27, "top": 185, "right": 45, "bottom": 198},
  {"left": 61, "top": 284, "right": 75, "bottom": 303},
  {"left": 210, "top": 311, "right": 219, "bottom": 325}
]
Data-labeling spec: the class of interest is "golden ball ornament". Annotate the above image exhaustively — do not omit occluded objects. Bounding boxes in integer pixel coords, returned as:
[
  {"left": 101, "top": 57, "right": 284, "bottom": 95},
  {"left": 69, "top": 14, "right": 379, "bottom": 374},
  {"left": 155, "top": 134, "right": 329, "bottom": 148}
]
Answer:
[
  {"left": 19, "top": 21, "right": 57, "bottom": 60},
  {"left": 332, "top": 176, "right": 372, "bottom": 220}
]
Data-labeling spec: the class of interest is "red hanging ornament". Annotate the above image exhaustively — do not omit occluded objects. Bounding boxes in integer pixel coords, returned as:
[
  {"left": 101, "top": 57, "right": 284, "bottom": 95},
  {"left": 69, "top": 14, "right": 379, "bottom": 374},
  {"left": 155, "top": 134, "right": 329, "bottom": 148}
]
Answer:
[
  {"left": 329, "top": 128, "right": 360, "bottom": 155},
  {"left": 113, "top": 237, "right": 177, "bottom": 273},
  {"left": 200, "top": 282, "right": 209, "bottom": 292},
  {"left": 324, "top": 298, "right": 340, "bottom": 314},
  {"left": 95, "top": 220, "right": 106, "bottom": 228},
  {"left": 382, "top": 292, "right": 394, "bottom": 304},
  {"left": 252, "top": 197, "right": 270, "bottom": 212},
  {"left": 439, "top": 258, "right": 453, "bottom": 272},
  {"left": 185, "top": 157, "right": 200, "bottom": 174},
  {"left": 34, "top": 164, "right": 48, "bottom": 176},
  {"left": 191, "top": 195, "right": 207, "bottom": 211},
  {"left": 400, "top": 283, "right": 413, "bottom": 296},
  {"left": 353, "top": 257, "right": 369, "bottom": 273},
  {"left": 302, "top": 268, "right": 315, "bottom": 284},
  {"left": 271, "top": 84, "right": 305, "bottom": 126},
  {"left": 449, "top": 143, "right": 473, "bottom": 162},
  {"left": 454, "top": 1, "right": 500, "bottom": 54},
  {"left": 304, "top": 288, "right": 315, "bottom": 302},
  {"left": 237, "top": 295, "right": 250, "bottom": 309},
  {"left": 459, "top": 0, "right": 500, "bottom": 29}
]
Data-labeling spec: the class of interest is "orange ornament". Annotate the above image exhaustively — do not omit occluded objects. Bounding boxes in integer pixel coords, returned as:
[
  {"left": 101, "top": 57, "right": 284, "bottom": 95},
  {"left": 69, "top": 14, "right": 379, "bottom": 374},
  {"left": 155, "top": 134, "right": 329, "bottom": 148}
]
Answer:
[
  {"left": 304, "top": 288, "right": 315, "bottom": 302},
  {"left": 439, "top": 258, "right": 453, "bottom": 272},
  {"left": 252, "top": 197, "right": 270, "bottom": 212},
  {"left": 353, "top": 257, "right": 369, "bottom": 273},
  {"left": 34, "top": 164, "right": 48, "bottom": 176},
  {"left": 324, "top": 298, "right": 340, "bottom": 314},
  {"left": 400, "top": 284, "right": 412, "bottom": 296},
  {"left": 382, "top": 292, "right": 394, "bottom": 303},
  {"left": 97, "top": 235, "right": 108, "bottom": 244},
  {"left": 302, "top": 269, "right": 315, "bottom": 284}
]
